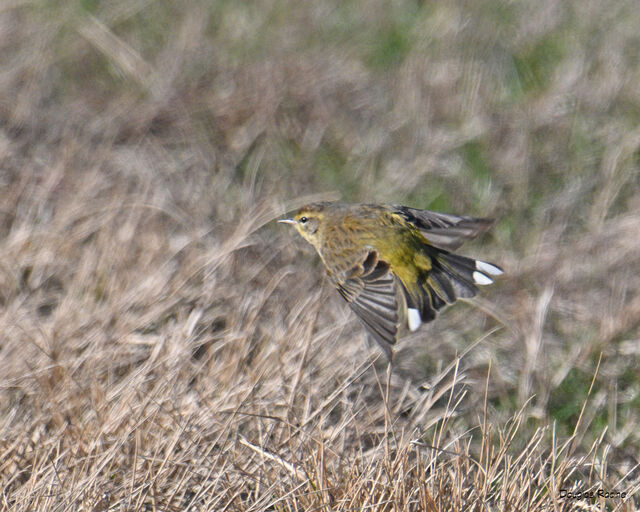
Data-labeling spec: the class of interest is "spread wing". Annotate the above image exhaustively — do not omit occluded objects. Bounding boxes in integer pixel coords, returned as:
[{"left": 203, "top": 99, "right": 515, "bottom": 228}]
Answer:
[
  {"left": 392, "top": 205, "right": 495, "bottom": 251},
  {"left": 334, "top": 250, "right": 399, "bottom": 360}
]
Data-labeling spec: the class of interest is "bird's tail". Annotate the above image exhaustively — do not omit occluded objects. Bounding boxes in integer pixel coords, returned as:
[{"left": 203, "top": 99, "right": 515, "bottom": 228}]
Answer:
[{"left": 402, "top": 248, "right": 503, "bottom": 330}]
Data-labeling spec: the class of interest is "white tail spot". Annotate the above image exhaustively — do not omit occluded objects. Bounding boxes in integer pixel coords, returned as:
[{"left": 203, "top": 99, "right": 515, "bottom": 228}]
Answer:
[
  {"left": 408, "top": 308, "right": 422, "bottom": 331},
  {"left": 473, "top": 271, "right": 493, "bottom": 285},
  {"left": 476, "top": 260, "right": 503, "bottom": 276}
]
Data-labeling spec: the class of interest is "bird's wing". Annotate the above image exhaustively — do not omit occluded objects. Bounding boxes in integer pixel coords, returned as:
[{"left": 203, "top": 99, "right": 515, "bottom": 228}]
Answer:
[
  {"left": 392, "top": 205, "right": 495, "bottom": 251},
  {"left": 334, "top": 250, "right": 399, "bottom": 360}
]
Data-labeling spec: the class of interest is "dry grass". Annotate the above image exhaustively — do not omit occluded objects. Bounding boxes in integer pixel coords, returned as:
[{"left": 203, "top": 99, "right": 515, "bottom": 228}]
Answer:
[{"left": 1, "top": 0, "right": 640, "bottom": 510}]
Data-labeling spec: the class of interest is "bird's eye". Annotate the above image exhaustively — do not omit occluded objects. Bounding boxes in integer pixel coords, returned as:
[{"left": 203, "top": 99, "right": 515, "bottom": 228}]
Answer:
[{"left": 299, "top": 216, "right": 308, "bottom": 224}]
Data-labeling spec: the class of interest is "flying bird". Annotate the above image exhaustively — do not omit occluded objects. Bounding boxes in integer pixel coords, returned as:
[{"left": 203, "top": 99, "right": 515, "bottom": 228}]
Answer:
[{"left": 280, "top": 202, "right": 503, "bottom": 360}]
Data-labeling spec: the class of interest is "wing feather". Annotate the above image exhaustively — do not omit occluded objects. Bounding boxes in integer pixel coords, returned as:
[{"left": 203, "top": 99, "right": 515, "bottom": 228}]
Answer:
[
  {"left": 392, "top": 205, "right": 495, "bottom": 251},
  {"left": 334, "top": 251, "right": 399, "bottom": 360}
]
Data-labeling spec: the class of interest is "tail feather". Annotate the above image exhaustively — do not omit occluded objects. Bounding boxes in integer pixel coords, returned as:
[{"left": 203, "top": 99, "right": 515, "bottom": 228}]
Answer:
[
  {"left": 400, "top": 284, "right": 436, "bottom": 323},
  {"left": 422, "top": 281, "right": 447, "bottom": 311},
  {"left": 427, "top": 268, "right": 457, "bottom": 303},
  {"left": 401, "top": 248, "right": 503, "bottom": 327},
  {"left": 439, "top": 251, "right": 503, "bottom": 289}
]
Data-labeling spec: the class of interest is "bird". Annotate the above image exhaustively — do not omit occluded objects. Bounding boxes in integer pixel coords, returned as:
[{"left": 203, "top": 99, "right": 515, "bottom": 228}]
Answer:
[{"left": 279, "top": 202, "right": 503, "bottom": 360}]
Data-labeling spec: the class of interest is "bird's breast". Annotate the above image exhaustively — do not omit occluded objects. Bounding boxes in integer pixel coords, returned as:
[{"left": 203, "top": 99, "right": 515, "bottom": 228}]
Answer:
[{"left": 318, "top": 222, "right": 373, "bottom": 276}]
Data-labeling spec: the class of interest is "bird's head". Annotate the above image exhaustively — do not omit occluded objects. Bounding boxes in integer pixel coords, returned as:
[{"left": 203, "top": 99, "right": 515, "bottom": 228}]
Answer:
[{"left": 278, "top": 202, "right": 331, "bottom": 247}]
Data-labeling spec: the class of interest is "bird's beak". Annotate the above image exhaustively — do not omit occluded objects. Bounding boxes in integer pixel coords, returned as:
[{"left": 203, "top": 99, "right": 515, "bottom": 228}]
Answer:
[{"left": 278, "top": 219, "right": 296, "bottom": 225}]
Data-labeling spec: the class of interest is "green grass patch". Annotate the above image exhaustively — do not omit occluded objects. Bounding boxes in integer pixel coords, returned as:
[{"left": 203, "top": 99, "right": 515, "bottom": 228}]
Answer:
[{"left": 510, "top": 33, "right": 566, "bottom": 97}]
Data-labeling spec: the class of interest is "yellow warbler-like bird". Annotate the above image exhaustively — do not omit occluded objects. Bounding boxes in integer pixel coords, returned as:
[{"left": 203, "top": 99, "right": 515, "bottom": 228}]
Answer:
[{"left": 279, "top": 202, "right": 503, "bottom": 360}]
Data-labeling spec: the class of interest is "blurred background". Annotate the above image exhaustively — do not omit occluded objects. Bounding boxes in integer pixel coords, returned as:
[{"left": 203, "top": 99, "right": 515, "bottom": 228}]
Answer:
[{"left": 1, "top": 0, "right": 639, "bottom": 509}]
